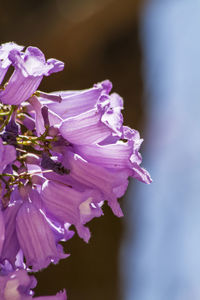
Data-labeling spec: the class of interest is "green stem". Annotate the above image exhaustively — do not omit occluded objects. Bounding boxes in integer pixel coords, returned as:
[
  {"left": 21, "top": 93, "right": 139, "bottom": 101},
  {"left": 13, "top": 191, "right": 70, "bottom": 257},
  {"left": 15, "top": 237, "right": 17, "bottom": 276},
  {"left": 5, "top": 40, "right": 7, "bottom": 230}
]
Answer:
[
  {"left": 17, "top": 134, "right": 56, "bottom": 143},
  {"left": 0, "top": 112, "right": 10, "bottom": 116},
  {"left": 0, "top": 105, "right": 16, "bottom": 132},
  {"left": 0, "top": 173, "right": 17, "bottom": 177}
]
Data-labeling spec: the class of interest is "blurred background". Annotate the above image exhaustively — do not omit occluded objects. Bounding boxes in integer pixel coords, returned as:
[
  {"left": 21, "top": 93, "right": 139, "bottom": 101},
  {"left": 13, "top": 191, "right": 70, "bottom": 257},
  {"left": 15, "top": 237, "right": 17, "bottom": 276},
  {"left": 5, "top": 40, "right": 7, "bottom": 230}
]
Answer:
[{"left": 1, "top": 0, "right": 200, "bottom": 299}]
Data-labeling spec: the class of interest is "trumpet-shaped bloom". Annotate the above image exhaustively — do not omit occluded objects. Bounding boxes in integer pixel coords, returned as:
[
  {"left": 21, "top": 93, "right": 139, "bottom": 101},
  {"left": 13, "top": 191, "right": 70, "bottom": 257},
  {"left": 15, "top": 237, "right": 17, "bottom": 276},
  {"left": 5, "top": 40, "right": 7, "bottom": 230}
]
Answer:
[
  {"left": 16, "top": 201, "right": 67, "bottom": 271},
  {"left": 39, "top": 80, "right": 112, "bottom": 119},
  {"left": 0, "top": 46, "right": 64, "bottom": 105},
  {"left": 0, "top": 42, "right": 24, "bottom": 84},
  {"left": 41, "top": 180, "right": 103, "bottom": 242},
  {"left": 1, "top": 197, "right": 22, "bottom": 267}
]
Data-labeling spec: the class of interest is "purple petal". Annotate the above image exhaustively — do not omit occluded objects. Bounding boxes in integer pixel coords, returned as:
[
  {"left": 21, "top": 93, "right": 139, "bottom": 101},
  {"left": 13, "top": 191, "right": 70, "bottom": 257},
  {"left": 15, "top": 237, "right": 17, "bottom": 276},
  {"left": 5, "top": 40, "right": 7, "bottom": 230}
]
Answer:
[
  {"left": 41, "top": 180, "right": 103, "bottom": 242},
  {"left": 0, "top": 138, "right": 16, "bottom": 174},
  {"left": 17, "top": 113, "right": 35, "bottom": 130},
  {"left": 122, "top": 126, "right": 152, "bottom": 183},
  {"left": 74, "top": 133, "right": 151, "bottom": 185},
  {"left": 0, "top": 210, "right": 5, "bottom": 256},
  {"left": 34, "top": 290, "right": 67, "bottom": 300},
  {"left": 59, "top": 108, "right": 113, "bottom": 145},
  {"left": 0, "top": 268, "right": 37, "bottom": 300},
  {"left": 0, "top": 68, "right": 42, "bottom": 105},
  {"left": 61, "top": 150, "right": 131, "bottom": 216},
  {"left": 0, "top": 265, "right": 66, "bottom": 299},
  {"left": 46, "top": 58, "right": 65, "bottom": 75},
  {"left": 37, "top": 91, "right": 62, "bottom": 103},
  {"left": 0, "top": 46, "right": 64, "bottom": 105},
  {"left": 59, "top": 89, "right": 124, "bottom": 145},
  {"left": 16, "top": 201, "right": 67, "bottom": 271},
  {"left": 28, "top": 96, "right": 61, "bottom": 135},
  {"left": 10, "top": 47, "right": 63, "bottom": 77},
  {"left": 0, "top": 42, "right": 24, "bottom": 84},
  {"left": 131, "top": 163, "right": 152, "bottom": 184},
  {"left": 42, "top": 80, "right": 112, "bottom": 119},
  {"left": 99, "top": 93, "right": 124, "bottom": 136},
  {"left": 28, "top": 96, "right": 45, "bottom": 134},
  {"left": 63, "top": 150, "right": 129, "bottom": 196},
  {"left": 29, "top": 188, "right": 75, "bottom": 243},
  {"left": 1, "top": 193, "right": 23, "bottom": 267},
  {"left": 74, "top": 141, "right": 134, "bottom": 169}
]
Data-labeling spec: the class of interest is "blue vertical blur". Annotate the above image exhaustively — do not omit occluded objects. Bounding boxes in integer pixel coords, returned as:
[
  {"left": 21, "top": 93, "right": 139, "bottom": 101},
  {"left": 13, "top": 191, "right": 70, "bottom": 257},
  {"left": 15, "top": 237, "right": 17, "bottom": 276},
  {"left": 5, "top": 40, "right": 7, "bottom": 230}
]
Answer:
[{"left": 121, "top": 0, "right": 200, "bottom": 300}]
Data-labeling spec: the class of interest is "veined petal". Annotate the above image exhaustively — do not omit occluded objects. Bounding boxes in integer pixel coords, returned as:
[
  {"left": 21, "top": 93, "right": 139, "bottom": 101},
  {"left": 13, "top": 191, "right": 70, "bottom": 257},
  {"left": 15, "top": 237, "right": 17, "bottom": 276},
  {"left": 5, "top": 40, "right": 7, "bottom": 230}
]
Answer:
[
  {"left": 131, "top": 163, "right": 152, "bottom": 184},
  {"left": 41, "top": 80, "right": 112, "bottom": 119},
  {"left": 1, "top": 195, "right": 23, "bottom": 267},
  {"left": 0, "top": 47, "right": 64, "bottom": 105},
  {"left": 17, "top": 113, "right": 35, "bottom": 131},
  {"left": 28, "top": 189, "right": 75, "bottom": 243},
  {"left": 99, "top": 93, "right": 123, "bottom": 136},
  {"left": 59, "top": 108, "right": 113, "bottom": 145},
  {"left": 46, "top": 58, "right": 65, "bottom": 75},
  {"left": 0, "top": 42, "right": 24, "bottom": 84},
  {"left": 61, "top": 150, "right": 131, "bottom": 216},
  {"left": 74, "top": 132, "right": 151, "bottom": 184},
  {"left": 9, "top": 47, "right": 64, "bottom": 77},
  {"left": 41, "top": 180, "right": 103, "bottom": 242},
  {"left": 16, "top": 201, "right": 67, "bottom": 271},
  {"left": 28, "top": 96, "right": 62, "bottom": 135},
  {"left": 122, "top": 126, "right": 152, "bottom": 183},
  {"left": 0, "top": 42, "right": 24, "bottom": 69},
  {"left": 28, "top": 96, "right": 45, "bottom": 134},
  {"left": 0, "top": 68, "right": 42, "bottom": 105},
  {"left": 0, "top": 138, "right": 16, "bottom": 173},
  {"left": 64, "top": 150, "right": 129, "bottom": 195},
  {"left": 74, "top": 141, "right": 134, "bottom": 169},
  {"left": 0, "top": 189, "right": 23, "bottom": 266},
  {"left": 59, "top": 87, "right": 124, "bottom": 145}
]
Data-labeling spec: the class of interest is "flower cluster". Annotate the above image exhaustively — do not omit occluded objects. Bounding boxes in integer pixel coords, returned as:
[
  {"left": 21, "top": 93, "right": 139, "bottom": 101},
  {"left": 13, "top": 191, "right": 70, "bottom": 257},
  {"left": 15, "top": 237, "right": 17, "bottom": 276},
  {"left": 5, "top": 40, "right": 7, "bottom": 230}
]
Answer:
[{"left": 0, "top": 42, "right": 151, "bottom": 299}]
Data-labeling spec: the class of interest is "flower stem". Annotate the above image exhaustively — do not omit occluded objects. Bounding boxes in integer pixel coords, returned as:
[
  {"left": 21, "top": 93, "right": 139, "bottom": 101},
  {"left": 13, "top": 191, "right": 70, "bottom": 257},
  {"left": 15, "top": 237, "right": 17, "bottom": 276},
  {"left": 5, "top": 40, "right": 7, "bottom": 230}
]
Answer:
[{"left": 0, "top": 105, "right": 16, "bottom": 132}]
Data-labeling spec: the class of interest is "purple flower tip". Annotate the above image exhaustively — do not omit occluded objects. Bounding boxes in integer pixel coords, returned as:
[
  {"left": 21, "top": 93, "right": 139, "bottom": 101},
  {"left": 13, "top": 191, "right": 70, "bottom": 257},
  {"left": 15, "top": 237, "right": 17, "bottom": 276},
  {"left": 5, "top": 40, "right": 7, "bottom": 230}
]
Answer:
[{"left": 0, "top": 43, "right": 64, "bottom": 105}]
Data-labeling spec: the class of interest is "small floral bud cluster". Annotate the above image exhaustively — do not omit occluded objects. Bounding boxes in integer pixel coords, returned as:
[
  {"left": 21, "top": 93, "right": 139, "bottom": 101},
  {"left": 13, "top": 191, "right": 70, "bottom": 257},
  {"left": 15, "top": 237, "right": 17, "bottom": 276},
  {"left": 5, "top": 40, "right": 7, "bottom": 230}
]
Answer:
[{"left": 0, "top": 42, "right": 151, "bottom": 299}]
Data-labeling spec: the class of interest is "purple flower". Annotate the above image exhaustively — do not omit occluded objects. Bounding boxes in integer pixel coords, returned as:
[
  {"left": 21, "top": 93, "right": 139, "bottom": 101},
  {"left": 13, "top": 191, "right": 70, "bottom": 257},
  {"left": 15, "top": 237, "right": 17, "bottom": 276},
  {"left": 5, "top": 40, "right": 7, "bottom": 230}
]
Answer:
[
  {"left": 0, "top": 42, "right": 24, "bottom": 84},
  {"left": 60, "top": 107, "right": 115, "bottom": 145},
  {"left": 0, "top": 46, "right": 64, "bottom": 105},
  {"left": 39, "top": 81, "right": 151, "bottom": 217},
  {"left": 0, "top": 267, "right": 36, "bottom": 300},
  {"left": 39, "top": 80, "right": 112, "bottom": 119},
  {"left": 0, "top": 41, "right": 151, "bottom": 299},
  {"left": 0, "top": 195, "right": 22, "bottom": 266},
  {"left": 74, "top": 126, "right": 151, "bottom": 184},
  {"left": 38, "top": 80, "right": 123, "bottom": 143},
  {"left": 0, "top": 264, "right": 67, "bottom": 299},
  {"left": 41, "top": 180, "right": 103, "bottom": 242},
  {"left": 16, "top": 199, "right": 67, "bottom": 271},
  {"left": 0, "top": 138, "right": 16, "bottom": 173},
  {"left": 28, "top": 95, "right": 62, "bottom": 135},
  {"left": 61, "top": 149, "right": 130, "bottom": 217},
  {"left": 0, "top": 188, "right": 69, "bottom": 271}
]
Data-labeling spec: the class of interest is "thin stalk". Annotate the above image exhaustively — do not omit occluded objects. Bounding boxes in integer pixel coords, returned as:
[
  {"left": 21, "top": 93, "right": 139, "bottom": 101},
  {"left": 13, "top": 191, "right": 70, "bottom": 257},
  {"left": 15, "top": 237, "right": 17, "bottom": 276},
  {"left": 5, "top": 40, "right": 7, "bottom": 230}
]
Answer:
[{"left": 0, "top": 105, "right": 16, "bottom": 132}]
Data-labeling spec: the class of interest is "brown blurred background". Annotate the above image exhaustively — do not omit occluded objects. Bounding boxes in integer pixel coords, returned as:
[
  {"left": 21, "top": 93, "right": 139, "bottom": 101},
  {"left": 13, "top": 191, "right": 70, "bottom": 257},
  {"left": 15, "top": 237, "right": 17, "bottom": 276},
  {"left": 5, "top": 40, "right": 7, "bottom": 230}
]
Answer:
[{"left": 0, "top": 1, "right": 146, "bottom": 299}]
